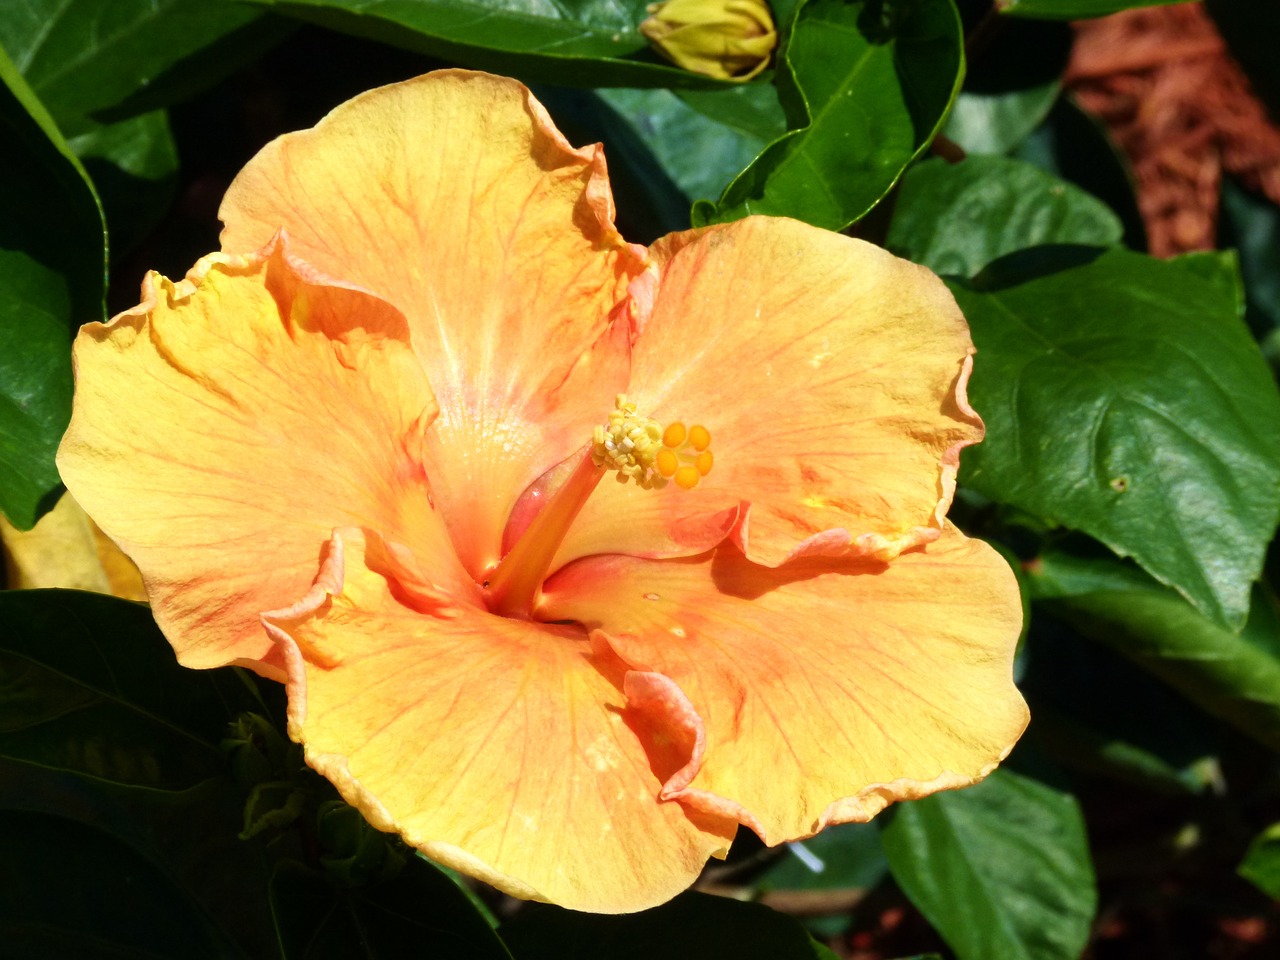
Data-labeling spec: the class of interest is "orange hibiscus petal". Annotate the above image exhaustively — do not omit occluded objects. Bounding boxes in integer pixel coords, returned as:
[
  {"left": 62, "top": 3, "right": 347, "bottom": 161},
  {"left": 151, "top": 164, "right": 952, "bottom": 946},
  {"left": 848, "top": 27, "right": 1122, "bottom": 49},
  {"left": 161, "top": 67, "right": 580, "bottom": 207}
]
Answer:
[
  {"left": 540, "top": 525, "right": 1027, "bottom": 844},
  {"left": 219, "top": 70, "right": 642, "bottom": 579},
  {"left": 263, "top": 527, "right": 734, "bottom": 913},
  {"left": 554, "top": 216, "right": 981, "bottom": 569},
  {"left": 56, "top": 239, "right": 469, "bottom": 675}
]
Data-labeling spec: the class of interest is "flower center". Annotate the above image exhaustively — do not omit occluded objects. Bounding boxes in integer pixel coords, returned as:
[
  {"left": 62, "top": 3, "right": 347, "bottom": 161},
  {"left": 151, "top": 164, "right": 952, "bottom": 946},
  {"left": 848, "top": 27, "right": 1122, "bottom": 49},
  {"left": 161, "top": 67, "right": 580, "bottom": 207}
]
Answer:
[
  {"left": 590, "top": 395, "right": 714, "bottom": 491},
  {"left": 483, "top": 395, "right": 714, "bottom": 618}
]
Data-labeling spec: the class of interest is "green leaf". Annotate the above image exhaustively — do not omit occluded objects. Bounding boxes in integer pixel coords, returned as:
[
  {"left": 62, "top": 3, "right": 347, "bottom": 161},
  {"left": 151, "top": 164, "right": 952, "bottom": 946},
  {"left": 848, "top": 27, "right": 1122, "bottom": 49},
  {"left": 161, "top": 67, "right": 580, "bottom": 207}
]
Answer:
[
  {"left": 943, "top": 86, "right": 1058, "bottom": 156},
  {"left": 677, "top": 83, "right": 788, "bottom": 142},
  {"left": 758, "top": 824, "right": 888, "bottom": 898},
  {"left": 0, "top": 589, "right": 254, "bottom": 789},
  {"left": 1013, "top": 97, "right": 1145, "bottom": 250},
  {"left": 250, "top": 0, "right": 733, "bottom": 88},
  {"left": 953, "top": 247, "right": 1280, "bottom": 629},
  {"left": 0, "top": 0, "right": 288, "bottom": 133},
  {"left": 1020, "top": 605, "right": 1223, "bottom": 795},
  {"left": 1240, "top": 822, "right": 1280, "bottom": 900},
  {"left": 598, "top": 85, "right": 778, "bottom": 205},
  {"left": 996, "top": 0, "right": 1187, "bottom": 19},
  {"left": 271, "top": 857, "right": 513, "bottom": 960},
  {"left": 940, "top": 18, "right": 1069, "bottom": 156},
  {"left": 1027, "top": 547, "right": 1280, "bottom": 753},
  {"left": 695, "top": 0, "right": 963, "bottom": 231},
  {"left": 501, "top": 892, "right": 834, "bottom": 959},
  {"left": 1219, "top": 176, "right": 1280, "bottom": 338},
  {"left": 879, "top": 767, "right": 1096, "bottom": 960},
  {"left": 0, "top": 810, "right": 241, "bottom": 958},
  {"left": 0, "top": 50, "right": 104, "bottom": 529},
  {"left": 886, "top": 156, "right": 1122, "bottom": 277},
  {"left": 67, "top": 110, "right": 179, "bottom": 259},
  {"left": 525, "top": 86, "right": 691, "bottom": 243}
]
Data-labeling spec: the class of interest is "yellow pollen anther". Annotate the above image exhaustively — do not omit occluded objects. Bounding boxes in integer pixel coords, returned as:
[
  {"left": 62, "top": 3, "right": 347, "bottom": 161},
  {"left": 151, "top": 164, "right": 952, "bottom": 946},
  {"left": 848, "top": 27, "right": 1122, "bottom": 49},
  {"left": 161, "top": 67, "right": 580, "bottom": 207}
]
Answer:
[
  {"left": 656, "top": 448, "right": 680, "bottom": 478},
  {"left": 590, "top": 396, "right": 715, "bottom": 491}
]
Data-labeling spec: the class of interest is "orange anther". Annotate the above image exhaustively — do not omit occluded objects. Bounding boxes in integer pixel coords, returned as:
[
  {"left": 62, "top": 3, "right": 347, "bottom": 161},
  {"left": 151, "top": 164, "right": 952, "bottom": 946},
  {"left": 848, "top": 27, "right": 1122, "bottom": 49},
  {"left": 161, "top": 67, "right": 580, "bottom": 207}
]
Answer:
[
  {"left": 695, "top": 450, "right": 714, "bottom": 476},
  {"left": 656, "top": 448, "right": 680, "bottom": 478},
  {"left": 688, "top": 424, "right": 711, "bottom": 451},
  {"left": 662, "top": 422, "right": 687, "bottom": 448},
  {"left": 674, "top": 465, "right": 700, "bottom": 490}
]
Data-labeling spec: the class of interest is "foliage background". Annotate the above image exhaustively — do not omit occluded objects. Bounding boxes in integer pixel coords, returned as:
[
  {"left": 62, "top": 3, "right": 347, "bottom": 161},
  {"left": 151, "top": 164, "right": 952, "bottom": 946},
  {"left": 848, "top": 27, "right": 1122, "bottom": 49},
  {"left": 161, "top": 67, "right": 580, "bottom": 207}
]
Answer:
[{"left": 2, "top": 0, "right": 1280, "bottom": 957}]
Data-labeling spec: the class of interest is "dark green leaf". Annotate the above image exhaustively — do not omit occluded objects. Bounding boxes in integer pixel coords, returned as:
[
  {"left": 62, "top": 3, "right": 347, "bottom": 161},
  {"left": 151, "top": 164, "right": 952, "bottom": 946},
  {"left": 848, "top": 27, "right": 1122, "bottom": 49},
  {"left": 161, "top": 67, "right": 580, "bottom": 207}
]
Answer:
[
  {"left": 758, "top": 824, "right": 887, "bottom": 897},
  {"left": 0, "top": 810, "right": 240, "bottom": 958},
  {"left": 0, "top": 0, "right": 287, "bottom": 133},
  {"left": 677, "top": 83, "right": 788, "bottom": 141},
  {"left": 1, "top": 756, "right": 279, "bottom": 959},
  {"left": 525, "top": 86, "right": 691, "bottom": 243},
  {"left": 696, "top": 0, "right": 963, "bottom": 231},
  {"left": 0, "top": 50, "right": 104, "bottom": 528},
  {"left": 501, "top": 892, "right": 833, "bottom": 959},
  {"left": 271, "top": 857, "right": 513, "bottom": 960},
  {"left": 1027, "top": 548, "right": 1280, "bottom": 753},
  {"left": 251, "top": 0, "right": 733, "bottom": 88},
  {"left": 1030, "top": 700, "right": 1219, "bottom": 795},
  {"left": 1020, "top": 602, "right": 1223, "bottom": 795},
  {"left": 943, "top": 86, "right": 1058, "bottom": 156},
  {"left": 1240, "top": 822, "right": 1280, "bottom": 900},
  {"left": 1218, "top": 176, "right": 1280, "bottom": 339},
  {"left": 67, "top": 110, "right": 179, "bottom": 259},
  {"left": 954, "top": 247, "right": 1280, "bottom": 628},
  {"left": 0, "top": 589, "right": 254, "bottom": 789},
  {"left": 887, "top": 156, "right": 1122, "bottom": 277},
  {"left": 879, "top": 767, "right": 1096, "bottom": 960},
  {"left": 1013, "top": 96, "right": 1145, "bottom": 250},
  {"left": 598, "top": 86, "right": 777, "bottom": 205},
  {"left": 996, "top": 0, "right": 1186, "bottom": 19},
  {"left": 941, "top": 18, "right": 1069, "bottom": 155}
]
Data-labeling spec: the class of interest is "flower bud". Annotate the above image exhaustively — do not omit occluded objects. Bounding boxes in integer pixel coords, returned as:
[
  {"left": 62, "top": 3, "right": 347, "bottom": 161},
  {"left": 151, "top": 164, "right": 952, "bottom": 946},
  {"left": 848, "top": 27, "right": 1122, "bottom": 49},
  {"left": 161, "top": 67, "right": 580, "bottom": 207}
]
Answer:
[{"left": 640, "top": 0, "right": 777, "bottom": 81}]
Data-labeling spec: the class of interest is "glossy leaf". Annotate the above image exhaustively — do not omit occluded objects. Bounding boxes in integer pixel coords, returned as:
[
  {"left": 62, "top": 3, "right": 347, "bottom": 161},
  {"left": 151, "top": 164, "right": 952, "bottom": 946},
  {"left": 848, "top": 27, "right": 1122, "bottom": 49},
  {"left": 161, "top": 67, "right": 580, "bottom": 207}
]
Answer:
[
  {"left": 1013, "top": 97, "right": 1145, "bottom": 250},
  {"left": 0, "top": 0, "right": 287, "bottom": 133},
  {"left": 525, "top": 86, "right": 691, "bottom": 243},
  {"left": 0, "top": 51, "right": 104, "bottom": 529},
  {"left": 0, "top": 589, "right": 252, "bottom": 789},
  {"left": 501, "top": 892, "right": 836, "bottom": 959},
  {"left": 940, "top": 18, "right": 1069, "bottom": 156},
  {"left": 887, "top": 156, "right": 1122, "bottom": 277},
  {"left": 1219, "top": 176, "right": 1280, "bottom": 338},
  {"left": 271, "top": 858, "right": 513, "bottom": 960},
  {"left": 677, "top": 83, "right": 788, "bottom": 141},
  {"left": 66, "top": 110, "right": 179, "bottom": 258},
  {"left": 695, "top": 0, "right": 963, "bottom": 231},
  {"left": 1239, "top": 822, "right": 1280, "bottom": 900},
  {"left": 943, "top": 86, "right": 1057, "bottom": 156},
  {"left": 598, "top": 86, "right": 778, "bottom": 204},
  {"left": 759, "top": 823, "right": 888, "bottom": 897},
  {"left": 0, "top": 810, "right": 241, "bottom": 957},
  {"left": 251, "top": 0, "right": 733, "bottom": 88},
  {"left": 996, "top": 0, "right": 1187, "bottom": 19},
  {"left": 953, "top": 247, "right": 1280, "bottom": 629},
  {"left": 1028, "top": 548, "right": 1280, "bottom": 753},
  {"left": 879, "top": 767, "right": 1096, "bottom": 960}
]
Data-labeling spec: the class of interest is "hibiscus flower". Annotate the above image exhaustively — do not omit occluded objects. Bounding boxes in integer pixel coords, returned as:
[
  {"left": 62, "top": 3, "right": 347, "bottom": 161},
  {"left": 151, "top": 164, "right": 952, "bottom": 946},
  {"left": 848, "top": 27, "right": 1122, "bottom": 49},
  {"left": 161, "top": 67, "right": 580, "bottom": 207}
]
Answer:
[{"left": 57, "top": 70, "right": 1027, "bottom": 913}]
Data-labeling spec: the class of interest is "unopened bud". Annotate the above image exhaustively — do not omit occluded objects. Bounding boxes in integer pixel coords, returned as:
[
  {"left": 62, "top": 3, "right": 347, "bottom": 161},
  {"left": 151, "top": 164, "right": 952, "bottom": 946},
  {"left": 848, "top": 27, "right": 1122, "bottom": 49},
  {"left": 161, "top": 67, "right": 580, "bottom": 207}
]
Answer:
[{"left": 640, "top": 0, "right": 777, "bottom": 81}]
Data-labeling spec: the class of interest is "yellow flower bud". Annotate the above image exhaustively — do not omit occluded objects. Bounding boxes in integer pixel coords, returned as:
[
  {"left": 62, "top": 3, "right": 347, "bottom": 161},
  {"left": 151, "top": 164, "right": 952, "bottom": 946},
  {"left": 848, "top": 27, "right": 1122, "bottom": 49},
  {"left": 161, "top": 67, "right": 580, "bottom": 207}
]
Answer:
[{"left": 640, "top": 0, "right": 778, "bottom": 81}]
